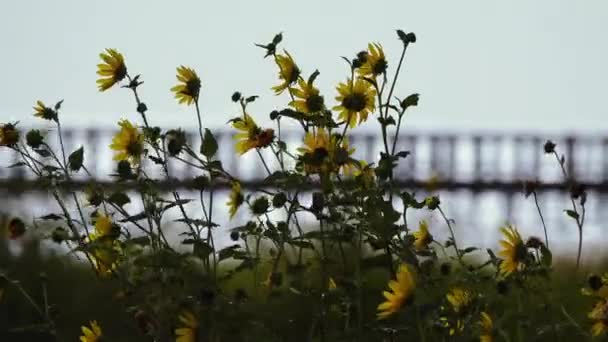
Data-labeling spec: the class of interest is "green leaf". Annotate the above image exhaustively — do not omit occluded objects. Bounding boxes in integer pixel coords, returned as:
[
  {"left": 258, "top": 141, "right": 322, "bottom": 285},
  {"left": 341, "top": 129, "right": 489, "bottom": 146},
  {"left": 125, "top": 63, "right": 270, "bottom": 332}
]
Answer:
[
  {"left": 200, "top": 128, "right": 218, "bottom": 158},
  {"left": 39, "top": 213, "right": 63, "bottom": 221},
  {"left": 400, "top": 93, "right": 420, "bottom": 110},
  {"left": 218, "top": 245, "right": 243, "bottom": 261},
  {"left": 461, "top": 247, "right": 478, "bottom": 255},
  {"left": 564, "top": 209, "right": 579, "bottom": 220},
  {"left": 34, "top": 148, "right": 51, "bottom": 158},
  {"left": 7, "top": 162, "right": 26, "bottom": 168},
  {"left": 68, "top": 146, "right": 84, "bottom": 172},
  {"left": 307, "top": 70, "right": 320, "bottom": 85},
  {"left": 288, "top": 240, "right": 315, "bottom": 250},
  {"left": 193, "top": 241, "right": 214, "bottom": 259},
  {"left": 54, "top": 100, "right": 64, "bottom": 111},
  {"left": 108, "top": 192, "right": 131, "bottom": 207},
  {"left": 118, "top": 211, "right": 147, "bottom": 223}
]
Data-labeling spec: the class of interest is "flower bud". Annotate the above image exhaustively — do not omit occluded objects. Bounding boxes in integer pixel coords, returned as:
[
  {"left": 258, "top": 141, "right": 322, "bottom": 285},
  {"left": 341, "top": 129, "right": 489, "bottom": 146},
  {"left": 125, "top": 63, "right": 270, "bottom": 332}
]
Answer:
[{"left": 543, "top": 140, "right": 556, "bottom": 154}]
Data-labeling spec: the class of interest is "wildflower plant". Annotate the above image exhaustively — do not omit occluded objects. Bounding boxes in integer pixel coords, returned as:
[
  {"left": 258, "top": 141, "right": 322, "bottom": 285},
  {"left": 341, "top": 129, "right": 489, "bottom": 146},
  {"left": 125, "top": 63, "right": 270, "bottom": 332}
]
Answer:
[{"left": 0, "top": 30, "right": 603, "bottom": 341}]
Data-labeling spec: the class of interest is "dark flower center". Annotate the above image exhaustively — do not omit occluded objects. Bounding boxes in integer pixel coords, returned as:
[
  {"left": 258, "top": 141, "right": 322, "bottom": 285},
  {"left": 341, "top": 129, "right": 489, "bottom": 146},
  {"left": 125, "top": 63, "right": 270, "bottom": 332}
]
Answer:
[
  {"left": 127, "top": 140, "right": 143, "bottom": 157},
  {"left": 309, "top": 147, "right": 329, "bottom": 166},
  {"left": 306, "top": 94, "right": 324, "bottom": 113},
  {"left": 255, "top": 129, "right": 275, "bottom": 148},
  {"left": 372, "top": 59, "right": 388, "bottom": 75},
  {"left": 115, "top": 63, "right": 127, "bottom": 82},
  {"left": 515, "top": 243, "right": 528, "bottom": 262},
  {"left": 186, "top": 78, "right": 201, "bottom": 98},
  {"left": 288, "top": 66, "right": 301, "bottom": 84},
  {"left": 342, "top": 92, "right": 367, "bottom": 112}
]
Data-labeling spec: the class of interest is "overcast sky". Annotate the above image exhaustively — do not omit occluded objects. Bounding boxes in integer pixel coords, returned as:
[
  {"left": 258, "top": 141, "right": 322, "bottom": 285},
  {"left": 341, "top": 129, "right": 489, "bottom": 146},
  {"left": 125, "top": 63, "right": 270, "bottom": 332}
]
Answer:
[{"left": 1, "top": 0, "right": 606, "bottom": 134}]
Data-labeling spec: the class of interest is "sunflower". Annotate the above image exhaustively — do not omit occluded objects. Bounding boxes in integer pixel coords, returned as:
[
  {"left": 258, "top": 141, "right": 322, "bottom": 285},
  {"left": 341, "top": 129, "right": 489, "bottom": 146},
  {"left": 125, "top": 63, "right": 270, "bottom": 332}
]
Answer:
[
  {"left": 498, "top": 225, "right": 527, "bottom": 276},
  {"left": 357, "top": 43, "right": 388, "bottom": 78},
  {"left": 80, "top": 320, "right": 102, "bottom": 342},
  {"left": 289, "top": 78, "right": 325, "bottom": 114},
  {"left": 88, "top": 215, "right": 119, "bottom": 277},
  {"left": 440, "top": 288, "right": 474, "bottom": 336},
  {"left": 582, "top": 273, "right": 608, "bottom": 298},
  {"left": 175, "top": 310, "right": 198, "bottom": 342},
  {"left": 90, "top": 214, "right": 116, "bottom": 241},
  {"left": 272, "top": 51, "right": 300, "bottom": 94},
  {"left": 297, "top": 128, "right": 356, "bottom": 174},
  {"left": 232, "top": 114, "right": 274, "bottom": 155},
  {"left": 354, "top": 160, "right": 376, "bottom": 188},
  {"left": 333, "top": 78, "right": 376, "bottom": 128},
  {"left": 377, "top": 264, "right": 415, "bottom": 319},
  {"left": 110, "top": 119, "right": 144, "bottom": 163},
  {"left": 226, "top": 181, "right": 244, "bottom": 219},
  {"left": 413, "top": 220, "right": 433, "bottom": 251},
  {"left": 96, "top": 48, "right": 127, "bottom": 92},
  {"left": 33, "top": 101, "right": 57, "bottom": 121},
  {"left": 90, "top": 247, "right": 118, "bottom": 277},
  {"left": 0, "top": 123, "right": 19, "bottom": 147},
  {"left": 171, "top": 66, "right": 201, "bottom": 106},
  {"left": 479, "top": 311, "right": 494, "bottom": 342},
  {"left": 446, "top": 288, "right": 473, "bottom": 314},
  {"left": 298, "top": 128, "right": 331, "bottom": 173},
  {"left": 589, "top": 299, "right": 608, "bottom": 337}
]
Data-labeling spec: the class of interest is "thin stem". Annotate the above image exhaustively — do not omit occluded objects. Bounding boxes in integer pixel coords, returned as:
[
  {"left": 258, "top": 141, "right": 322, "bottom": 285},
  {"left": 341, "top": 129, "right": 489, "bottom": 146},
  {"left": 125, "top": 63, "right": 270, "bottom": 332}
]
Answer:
[
  {"left": 256, "top": 149, "right": 272, "bottom": 176},
  {"left": 390, "top": 108, "right": 407, "bottom": 155},
  {"left": 552, "top": 151, "right": 584, "bottom": 269},
  {"left": 55, "top": 121, "right": 68, "bottom": 169},
  {"left": 437, "top": 206, "right": 463, "bottom": 263},
  {"left": 383, "top": 43, "right": 409, "bottom": 119},
  {"left": 532, "top": 192, "right": 549, "bottom": 249},
  {"left": 194, "top": 99, "right": 205, "bottom": 150}
]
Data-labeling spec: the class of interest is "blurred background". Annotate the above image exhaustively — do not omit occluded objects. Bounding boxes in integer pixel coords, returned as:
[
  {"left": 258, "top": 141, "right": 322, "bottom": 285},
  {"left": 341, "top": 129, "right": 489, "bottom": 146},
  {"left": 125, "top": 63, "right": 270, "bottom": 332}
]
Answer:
[{"left": 0, "top": 1, "right": 607, "bottom": 338}]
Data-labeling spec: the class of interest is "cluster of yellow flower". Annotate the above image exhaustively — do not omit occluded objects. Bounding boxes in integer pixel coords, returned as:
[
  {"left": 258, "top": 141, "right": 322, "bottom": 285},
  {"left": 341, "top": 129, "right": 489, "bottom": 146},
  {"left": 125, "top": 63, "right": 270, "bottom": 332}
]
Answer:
[{"left": 2, "top": 31, "right": 604, "bottom": 341}]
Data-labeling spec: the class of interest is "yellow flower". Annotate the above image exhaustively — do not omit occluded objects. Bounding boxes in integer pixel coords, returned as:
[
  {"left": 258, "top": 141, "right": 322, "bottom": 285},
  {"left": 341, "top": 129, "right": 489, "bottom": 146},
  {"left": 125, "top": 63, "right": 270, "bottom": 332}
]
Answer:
[
  {"left": 582, "top": 273, "right": 608, "bottom": 298},
  {"left": 80, "top": 320, "right": 102, "bottom": 342},
  {"left": 377, "top": 264, "right": 415, "bottom": 319},
  {"left": 425, "top": 171, "right": 441, "bottom": 193},
  {"left": 289, "top": 78, "right": 324, "bottom": 114},
  {"left": 440, "top": 289, "right": 473, "bottom": 336},
  {"left": 413, "top": 220, "right": 433, "bottom": 251},
  {"left": 88, "top": 237, "right": 120, "bottom": 277},
  {"left": 226, "top": 182, "right": 244, "bottom": 219},
  {"left": 96, "top": 48, "right": 127, "bottom": 91},
  {"left": 175, "top": 310, "right": 198, "bottom": 342},
  {"left": 232, "top": 114, "right": 274, "bottom": 155},
  {"left": 333, "top": 78, "right": 376, "bottom": 128},
  {"left": 297, "top": 128, "right": 354, "bottom": 174},
  {"left": 446, "top": 288, "right": 473, "bottom": 314},
  {"left": 479, "top": 311, "right": 494, "bottom": 342},
  {"left": 354, "top": 160, "right": 376, "bottom": 188},
  {"left": 357, "top": 43, "right": 388, "bottom": 78},
  {"left": 87, "top": 215, "right": 119, "bottom": 277},
  {"left": 272, "top": 51, "right": 300, "bottom": 94},
  {"left": 32, "top": 101, "right": 57, "bottom": 121},
  {"left": 0, "top": 123, "right": 19, "bottom": 147},
  {"left": 171, "top": 66, "right": 201, "bottom": 106},
  {"left": 110, "top": 119, "right": 144, "bottom": 163},
  {"left": 89, "top": 214, "right": 115, "bottom": 241},
  {"left": 589, "top": 299, "right": 608, "bottom": 337},
  {"left": 498, "top": 225, "right": 527, "bottom": 276}
]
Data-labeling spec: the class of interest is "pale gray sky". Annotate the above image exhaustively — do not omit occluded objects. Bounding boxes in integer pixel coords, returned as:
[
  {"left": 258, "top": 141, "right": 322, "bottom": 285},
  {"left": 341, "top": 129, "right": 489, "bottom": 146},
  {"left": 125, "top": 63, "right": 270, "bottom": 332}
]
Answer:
[{"left": 1, "top": 0, "right": 606, "bottom": 133}]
